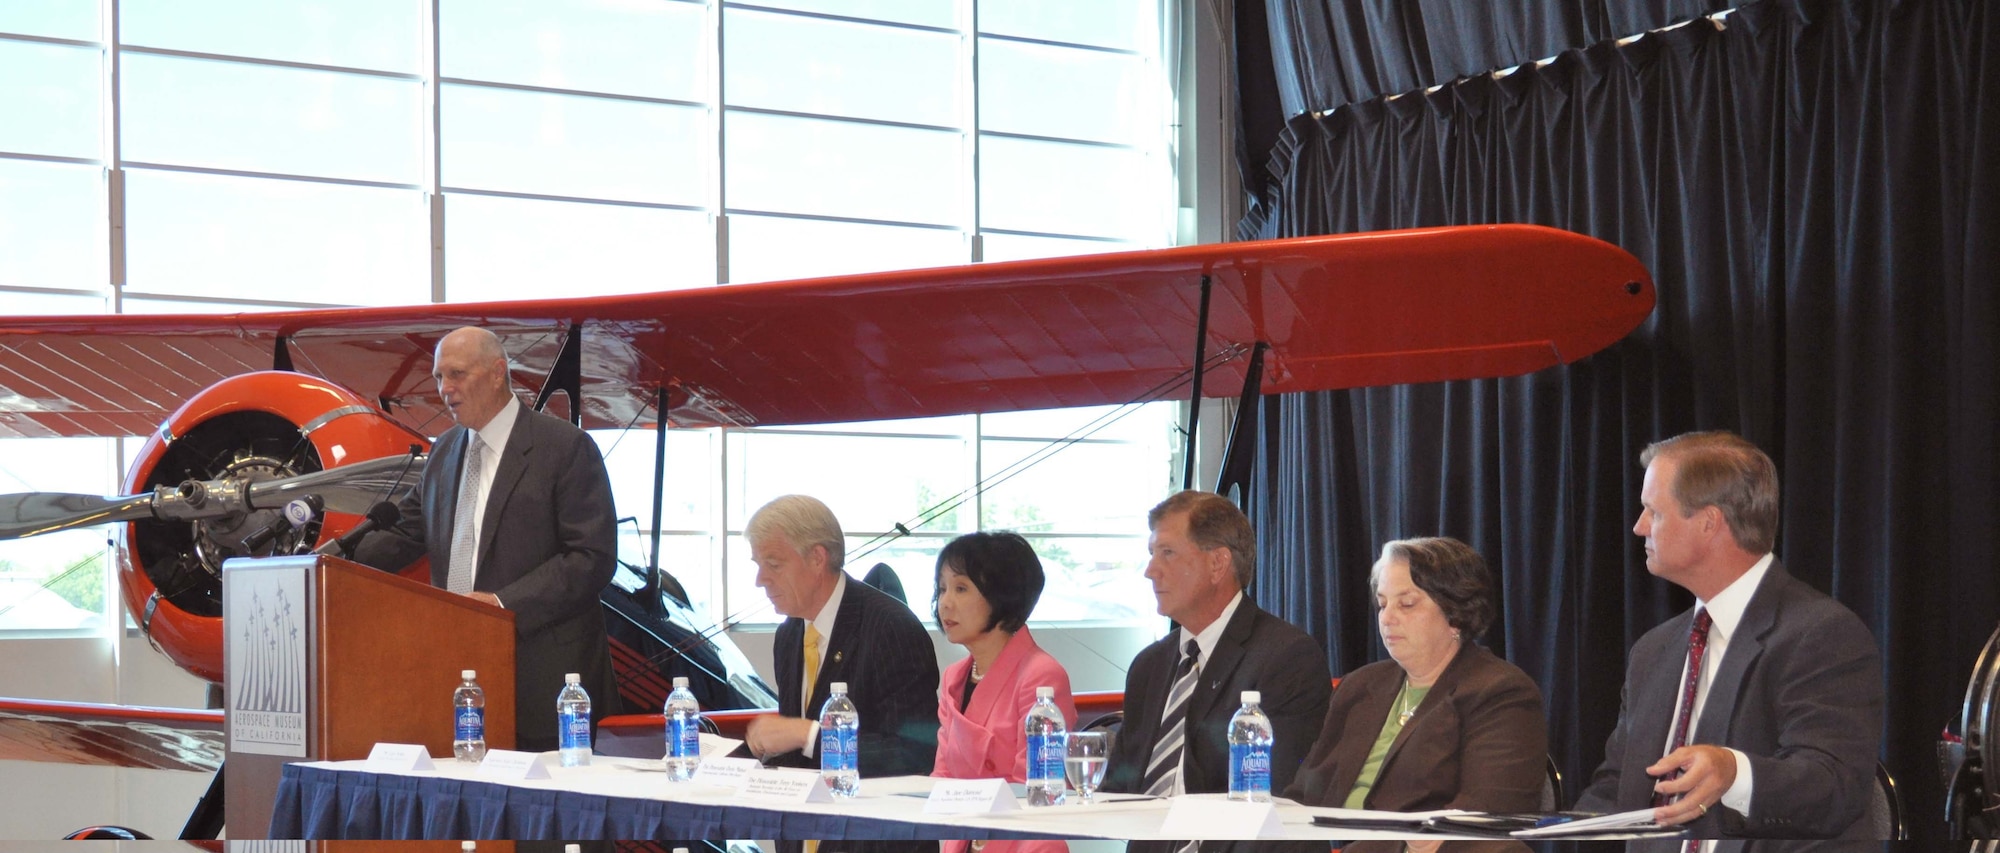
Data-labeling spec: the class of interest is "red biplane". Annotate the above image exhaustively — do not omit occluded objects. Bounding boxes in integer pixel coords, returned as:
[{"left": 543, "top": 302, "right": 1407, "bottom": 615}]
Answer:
[{"left": 0, "top": 223, "right": 1653, "bottom": 837}]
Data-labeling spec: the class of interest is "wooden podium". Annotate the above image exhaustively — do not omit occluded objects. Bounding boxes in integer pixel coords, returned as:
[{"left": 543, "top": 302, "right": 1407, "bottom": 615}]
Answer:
[{"left": 221, "top": 554, "right": 515, "bottom": 838}]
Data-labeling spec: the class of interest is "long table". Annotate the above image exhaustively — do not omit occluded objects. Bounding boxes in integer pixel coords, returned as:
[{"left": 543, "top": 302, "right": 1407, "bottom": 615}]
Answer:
[{"left": 269, "top": 754, "right": 1419, "bottom": 841}]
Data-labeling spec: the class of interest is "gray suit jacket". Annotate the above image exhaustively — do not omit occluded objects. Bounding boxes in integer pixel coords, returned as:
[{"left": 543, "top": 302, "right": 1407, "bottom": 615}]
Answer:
[
  {"left": 1576, "top": 561, "right": 1884, "bottom": 840},
  {"left": 1103, "top": 597, "right": 1332, "bottom": 796},
  {"left": 354, "top": 404, "right": 618, "bottom": 745}
]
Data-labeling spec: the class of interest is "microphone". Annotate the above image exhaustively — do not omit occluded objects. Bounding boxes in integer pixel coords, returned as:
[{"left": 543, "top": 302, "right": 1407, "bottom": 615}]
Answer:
[
  {"left": 314, "top": 500, "right": 400, "bottom": 558},
  {"left": 241, "top": 495, "right": 324, "bottom": 553}
]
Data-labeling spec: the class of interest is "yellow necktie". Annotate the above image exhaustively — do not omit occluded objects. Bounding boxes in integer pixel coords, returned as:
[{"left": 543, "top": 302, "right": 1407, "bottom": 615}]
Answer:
[{"left": 803, "top": 622, "right": 822, "bottom": 712}]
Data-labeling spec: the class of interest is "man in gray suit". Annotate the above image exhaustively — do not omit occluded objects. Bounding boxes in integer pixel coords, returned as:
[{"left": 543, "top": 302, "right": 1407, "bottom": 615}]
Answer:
[
  {"left": 1577, "top": 431, "right": 1884, "bottom": 840},
  {"left": 354, "top": 326, "right": 617, "bottom": 752}
]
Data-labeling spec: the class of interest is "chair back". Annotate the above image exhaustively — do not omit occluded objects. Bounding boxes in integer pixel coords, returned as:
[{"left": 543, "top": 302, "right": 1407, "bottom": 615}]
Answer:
[
  {"left": 1869, "top": 761, "right": 1905, "bottom": 840},
  {"left": 1541, "top": 754, "right": 1564, "bottom": 811}
]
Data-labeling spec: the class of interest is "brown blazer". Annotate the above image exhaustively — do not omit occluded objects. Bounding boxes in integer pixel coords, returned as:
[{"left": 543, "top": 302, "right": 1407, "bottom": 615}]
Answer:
[{"left": 1284, "top": 643, "right": 1547, "bottom": 812}]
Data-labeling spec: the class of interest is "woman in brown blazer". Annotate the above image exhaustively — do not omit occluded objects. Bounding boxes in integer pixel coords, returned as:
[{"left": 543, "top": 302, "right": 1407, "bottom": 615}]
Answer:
[{"left": 1284, "top": 537, "right": 1548, "bottom": 818}]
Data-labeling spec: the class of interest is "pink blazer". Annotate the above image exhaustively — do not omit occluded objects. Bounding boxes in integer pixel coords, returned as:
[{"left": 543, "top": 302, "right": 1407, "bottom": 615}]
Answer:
[{"left": 933, "top": 626, "right": 1077, "bottom": 782}]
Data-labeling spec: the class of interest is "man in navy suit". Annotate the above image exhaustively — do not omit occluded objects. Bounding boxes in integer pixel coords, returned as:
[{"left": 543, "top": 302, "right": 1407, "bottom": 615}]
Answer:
[
  {"left": 1103, "top": 490, "right": 1331, "bottom": 797},
  {"left": 1577, "top": 431, "right": 1883, "bottom": 840},
  {"left": 354, "top": 326, "right": 617, "bottom": 752},
  {"left": 741, "top": 494, "right": 939, "bottom": 775}
]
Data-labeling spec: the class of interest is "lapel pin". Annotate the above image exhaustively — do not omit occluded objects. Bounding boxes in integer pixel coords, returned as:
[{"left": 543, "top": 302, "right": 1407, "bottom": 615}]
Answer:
[{"left": 833, "top": 651, "right": 843, "bottom": 664}]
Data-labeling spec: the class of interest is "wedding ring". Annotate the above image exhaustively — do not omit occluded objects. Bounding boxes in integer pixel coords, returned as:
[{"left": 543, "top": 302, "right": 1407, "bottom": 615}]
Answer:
[{"left": 1696, "top": 803, "right": 1708, "bottom": 816}]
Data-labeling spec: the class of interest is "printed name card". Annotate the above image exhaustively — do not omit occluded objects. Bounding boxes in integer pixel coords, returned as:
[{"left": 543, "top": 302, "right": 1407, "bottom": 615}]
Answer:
[
  {"left": 1158, "top": 796, "right": 1283, "bottom": 839},
  {"left": 692, "top": 756, "right": 760, "bottom": 789},
  {"left": 923, "top": 778, "right": 1020, "bottom": 814},
  {"left": 364, "top": 742, "right": 435, "bottom": 773},
  {"left": 739, "top": 767, "right": 835, "bottom": 804},
  {"left": 698, "top": 733, "right": 745, "bottom": 761},
  {"left": 477, "top": 749, "right": 552, "bottom": 781}
]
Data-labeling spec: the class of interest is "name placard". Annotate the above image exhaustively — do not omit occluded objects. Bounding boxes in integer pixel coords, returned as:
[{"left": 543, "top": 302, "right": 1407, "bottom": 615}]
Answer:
[
  {"left": 476, "top": 749, "right": 552, "bottom": 781},
  {"left": 692, "top": 756, "right": 760, "bottom": 789},
  {"left": 1159, "top": 796, "right": 1283, "bottom": 839},
  {"left": 923, "top": 778, "right": 1019, "bottom": 814},
  {"left": 739, "top": 767, "right": 835, "bottom": 804},
  {"left": 364, "top": 742, "right": 436, "bottom": 773}
]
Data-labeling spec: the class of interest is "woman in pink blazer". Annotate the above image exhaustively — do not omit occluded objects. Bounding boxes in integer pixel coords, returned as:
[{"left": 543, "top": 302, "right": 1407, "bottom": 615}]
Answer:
[{"left": 932, "top": 531, "right": 1076, "bottom": 853}]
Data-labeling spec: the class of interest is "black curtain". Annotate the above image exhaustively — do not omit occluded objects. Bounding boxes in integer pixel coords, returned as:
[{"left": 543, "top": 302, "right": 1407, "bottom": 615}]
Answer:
[{"left": 1238, "top": 0, "right": 2000, "bottom": 838}]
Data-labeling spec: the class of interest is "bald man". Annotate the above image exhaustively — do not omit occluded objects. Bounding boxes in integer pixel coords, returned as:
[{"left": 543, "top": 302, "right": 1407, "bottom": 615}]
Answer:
[{"left": 354, "top": 326, "right": 618, "bottom": 751}]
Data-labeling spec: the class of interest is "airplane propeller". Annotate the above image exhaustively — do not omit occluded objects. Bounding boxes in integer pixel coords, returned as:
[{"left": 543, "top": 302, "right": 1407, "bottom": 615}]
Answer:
[{"left": 0, "top": 452, "right": 426, "bottom": 542}]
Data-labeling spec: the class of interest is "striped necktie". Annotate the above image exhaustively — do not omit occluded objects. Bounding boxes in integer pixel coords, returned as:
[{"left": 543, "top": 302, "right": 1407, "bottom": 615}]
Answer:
[
  {"left": 1143, "top": 638, "right": 1201, "bottom": 796},
  {"left": 445, "top": 434, "right": 483, "bottom": 594}
]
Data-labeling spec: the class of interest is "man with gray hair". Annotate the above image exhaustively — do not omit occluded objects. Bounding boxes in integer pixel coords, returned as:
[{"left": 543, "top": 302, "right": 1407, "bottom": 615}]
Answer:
[
  {"left": 1576, "top": 430, "right": 1884, "bottom": 840},
  {"left": 741, "top": 494, "right": 939, "bottom": 775},
  {"left": 1103, "top": 489, "right": 1331, "bottom": 797}
]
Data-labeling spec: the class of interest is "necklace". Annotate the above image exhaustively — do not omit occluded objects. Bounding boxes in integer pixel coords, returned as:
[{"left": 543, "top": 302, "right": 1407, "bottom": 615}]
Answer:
[
  {"left": 969, "top": 659, "right": 983, "bottom": 681},
  {"left": 1396, "top": 680, "right": 1419, "bottom": 726}
]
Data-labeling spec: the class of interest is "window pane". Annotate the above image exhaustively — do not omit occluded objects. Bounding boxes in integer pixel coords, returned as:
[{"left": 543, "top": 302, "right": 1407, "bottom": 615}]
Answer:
[
  {"left": 0, "top": 159, "right": 102, "bottom": 288},
  {"left": 442, "top": 84, "right": 705, "bottom": 205},
  {"left": 980, "top": 38, "right": 1148, "bottom": 144},
  {"left": 979, "top": 0, "right": 1151, "bottom": 51},
  {"left": 727, "top": 214, "right": 963, "bottom": 284},
  {"left": 727, "top": 112, "right": 960, "bottom": 225},
  {"left": 441, "top": 0, "right": 705, "bottom": 101},
  {"left": 123, "top": 169, "right": 427, "bottom": 303},
  {"left": 0, "top": 289, "right": 105, "bottom": 313},
  {"left": 121, "top": 53, "right": 422, "bottom": 183},
  {"left": 0, "top": 0, "right": 98, "bottom": 41},
  {"left": 1022, "top": 535, "right": 1152, "bottom": 622},
  {"left": 981, "top": 401, "right": 1173, "bottom": 443},
  {"left": 981, "top": 232, "right": 1140, "bottom": 261},
  {"left": 597, "top": 428, "right": 714, "bottom": 532},
  {"left": 121, "top": 0, "right": 424, "bottom": 73},
  {"left": 722, "top": 533, "right": 946, "bottom": 626},
  {"left": 980, "top": 437, "right": 1166, "bottom": 534},
  {"left": 734, "top": 0, "right": 958, "bottom": 30},
  {"left": 980, "top": 136, "right": 1156, "bottom": 240},
  {"left": 0, "top": 39, "right": 100, "bottom": 159},
  {"left": 0, "top": 437, "right": 115, "bottom": 633},
  {"left": 120, "top": 297, "right": 313, "bottom": 313},
  {"left": 727, "top": 431, "right": 969, "bottom": 533},
  {"left": 725, "top": 8, "right": 959, "bottom": 127},
  {"left": 445, "top": 193, "right": 715, "bottom": 300}
]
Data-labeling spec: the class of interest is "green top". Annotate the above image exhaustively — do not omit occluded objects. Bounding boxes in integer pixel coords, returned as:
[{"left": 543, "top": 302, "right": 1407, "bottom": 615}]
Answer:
[{"left": 1342, "top": 682, "right": 1431, "bottom": 809}]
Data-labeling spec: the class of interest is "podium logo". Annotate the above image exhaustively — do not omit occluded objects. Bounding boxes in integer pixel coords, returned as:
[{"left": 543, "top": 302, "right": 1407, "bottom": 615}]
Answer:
[{"left": 227, "top": 565, "right": 307, "bottom": 757}]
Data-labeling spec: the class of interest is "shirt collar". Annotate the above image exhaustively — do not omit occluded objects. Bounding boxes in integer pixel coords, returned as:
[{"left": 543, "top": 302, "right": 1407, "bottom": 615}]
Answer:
[
  {"left": 809, "top": 572, "right": 848, "bottom": 644},
  {"left": 1698, "top": 552, "right": 1774, "bottom": 641},
  {"left": 1179, "top": 589, "right": 1245, "bottom": 666},
  {"left": 474, "top": 396, "right": 522, "bottom": 454}
]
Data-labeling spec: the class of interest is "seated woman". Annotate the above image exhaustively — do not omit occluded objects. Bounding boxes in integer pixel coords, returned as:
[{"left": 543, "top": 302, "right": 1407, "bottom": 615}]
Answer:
[
  {"left": 1285, "top": 536, "right": 1547, "bottom": 814},
  {"left": 932, "top": 530, "right": 1077, "bottom": 782}
]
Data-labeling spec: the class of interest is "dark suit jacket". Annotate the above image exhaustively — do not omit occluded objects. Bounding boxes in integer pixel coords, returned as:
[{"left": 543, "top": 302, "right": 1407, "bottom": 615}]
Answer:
[
  {"left": 770, "top": 573, "right": 940, "bottom": 776},
  {"left": 1575, "top": 561, "right": 1884, "bottom": 840},
  {"left": 353, "top": 404, "right": 618, "bottom": 745},
  {"left": 1285, "top": 644, "right": 1547, "bottom": 812},
  {"left": 1102, "top": 596, "right": 1331, "bottom": 795}
]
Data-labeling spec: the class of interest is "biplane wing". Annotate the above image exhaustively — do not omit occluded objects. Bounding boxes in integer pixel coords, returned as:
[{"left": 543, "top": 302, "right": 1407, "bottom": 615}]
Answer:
[
  {"left": 0, "top": 698, "right": 222, "bottom": 773},
  {"left": 0, "top": 224, "right": 1654, "bottom": 439}
]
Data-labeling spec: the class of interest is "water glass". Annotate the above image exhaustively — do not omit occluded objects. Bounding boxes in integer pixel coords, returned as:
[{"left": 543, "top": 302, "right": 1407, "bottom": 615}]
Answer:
[{"left": 1064, "top": 730, "right": 1109, "bottom": 804}]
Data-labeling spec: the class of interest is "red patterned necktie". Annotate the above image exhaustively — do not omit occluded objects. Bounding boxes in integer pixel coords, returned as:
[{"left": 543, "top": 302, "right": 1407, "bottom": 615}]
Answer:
[{"left": 1654, "top": 607, "right": 1714, "bottom": 808}]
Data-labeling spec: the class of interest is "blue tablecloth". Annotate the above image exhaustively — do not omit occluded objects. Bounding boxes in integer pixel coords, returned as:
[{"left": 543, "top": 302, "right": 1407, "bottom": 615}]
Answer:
[{"left": 269, "top": 762, "right": 1069, "bottom": 841}]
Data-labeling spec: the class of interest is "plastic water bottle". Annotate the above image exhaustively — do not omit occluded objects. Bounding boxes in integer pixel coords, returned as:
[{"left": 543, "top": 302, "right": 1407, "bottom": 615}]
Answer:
[
  {"left": 1023, "top": 685, "right": 1067, "bottom": 806},
  {"left": 452, "top": 669, "right": 487, "bottom": 762},
  {"left": 1227, "top": 690, "right": 1273, "bottom": 802},
  {"left": 557, "top": 672, "right": 592, "bottom": 767},
  {"left": 818, "top": 681, "right": 860, "bottom": 798},
  {"left": 664, "top": 675, "right": 702, "bottom": 781}
]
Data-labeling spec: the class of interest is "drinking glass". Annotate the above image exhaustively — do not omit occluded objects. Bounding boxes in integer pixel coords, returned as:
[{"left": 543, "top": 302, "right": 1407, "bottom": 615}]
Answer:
[{"left": 1064, "top": 730, "right": 1109, "bottom": 804}]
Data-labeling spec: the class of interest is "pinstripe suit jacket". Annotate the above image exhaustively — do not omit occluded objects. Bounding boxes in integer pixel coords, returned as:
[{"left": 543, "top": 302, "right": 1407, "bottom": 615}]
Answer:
[{"left": 770, "top": 573, "right": 941, "bottom": 776}]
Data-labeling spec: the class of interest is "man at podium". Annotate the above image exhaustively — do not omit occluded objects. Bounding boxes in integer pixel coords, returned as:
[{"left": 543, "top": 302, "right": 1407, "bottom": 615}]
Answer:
[{"left": 353, "top": 326, "right": 619, "bottom": 752}]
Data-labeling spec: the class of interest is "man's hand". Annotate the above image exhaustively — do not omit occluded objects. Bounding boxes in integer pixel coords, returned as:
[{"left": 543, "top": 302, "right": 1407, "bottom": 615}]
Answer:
[
  {"left": 745, "top": 716, "right": 815, "bottom": 761},
  {"left": 463, "top": 591, "right": 502, "bottom": 608},
  {"left": 1648, "top": 744, "right": 1737, "bottom": 826}
]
